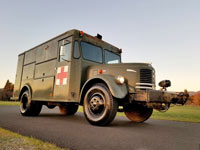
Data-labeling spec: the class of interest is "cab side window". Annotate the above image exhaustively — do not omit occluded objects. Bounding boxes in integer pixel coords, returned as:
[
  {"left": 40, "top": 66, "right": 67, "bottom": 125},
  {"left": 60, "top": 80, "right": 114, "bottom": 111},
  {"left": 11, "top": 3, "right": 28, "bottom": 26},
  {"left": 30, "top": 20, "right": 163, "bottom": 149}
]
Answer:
[
  {"left": 59, "top": 43, "right": 72, "bottom": 62},
  {"left": 73, "top": 41, "right": 80, "bottom": 59}
]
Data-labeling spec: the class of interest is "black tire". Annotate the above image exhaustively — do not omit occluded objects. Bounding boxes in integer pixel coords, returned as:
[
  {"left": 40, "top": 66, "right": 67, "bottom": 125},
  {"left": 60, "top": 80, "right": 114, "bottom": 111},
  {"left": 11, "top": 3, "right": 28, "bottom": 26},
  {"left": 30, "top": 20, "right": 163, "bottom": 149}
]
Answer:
[
  {"left": 59, "top": 103, "right": 78, "bottom": 115},
  {"left": 124, "top": 104, "right": 153, "bottom": 123},
  {"left": 20, "top": 90, "right": 42, "bottom": 116},
  {"left": 83, "top": 83, "right": 118, "bottom": 126},
  {"left": 47, "top": 105, "right": 56, "bottom": 109}
]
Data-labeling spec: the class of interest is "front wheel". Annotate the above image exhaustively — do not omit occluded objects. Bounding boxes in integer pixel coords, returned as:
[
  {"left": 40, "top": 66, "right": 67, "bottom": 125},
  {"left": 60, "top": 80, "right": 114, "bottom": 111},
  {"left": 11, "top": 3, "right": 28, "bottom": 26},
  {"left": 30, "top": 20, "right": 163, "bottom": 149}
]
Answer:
[
  {"left": 83, "top": 83, "right": 118, "bottom": 126},
  {"left": 124, "top": 104, "right": 153, "bottom": 123}
]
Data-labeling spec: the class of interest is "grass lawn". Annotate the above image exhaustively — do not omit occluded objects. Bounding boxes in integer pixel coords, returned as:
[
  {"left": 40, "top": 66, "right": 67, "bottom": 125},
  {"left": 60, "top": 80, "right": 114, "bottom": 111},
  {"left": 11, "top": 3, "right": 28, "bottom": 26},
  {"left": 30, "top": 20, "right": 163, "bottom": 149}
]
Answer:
[
  {"left": 150, "top": 105, "right": 200, "bottom": 123},
  {"left": 0, "top": 128, "right": 68, "bottom": 150},
  {"left": 1, "top": 101, "right": 200, "bottom": 123},
  {"left": 0, "top": 101, "right": 19, "bottom": 106}
]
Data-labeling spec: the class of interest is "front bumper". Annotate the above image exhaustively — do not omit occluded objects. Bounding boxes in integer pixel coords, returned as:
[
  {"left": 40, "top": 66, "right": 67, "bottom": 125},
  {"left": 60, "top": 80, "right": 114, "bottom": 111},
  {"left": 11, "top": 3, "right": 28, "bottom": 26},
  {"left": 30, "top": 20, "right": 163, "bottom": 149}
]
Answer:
[{"left": 131, "top": 90, "right": 189, "bottom": 105}]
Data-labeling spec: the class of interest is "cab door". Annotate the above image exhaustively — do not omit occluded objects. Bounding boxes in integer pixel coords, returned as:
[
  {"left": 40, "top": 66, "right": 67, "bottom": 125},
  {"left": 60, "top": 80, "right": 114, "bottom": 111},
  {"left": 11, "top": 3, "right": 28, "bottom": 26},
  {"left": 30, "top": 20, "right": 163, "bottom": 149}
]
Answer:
[{"left": 53, "top": 36, "right": 72, "bottom": 101}]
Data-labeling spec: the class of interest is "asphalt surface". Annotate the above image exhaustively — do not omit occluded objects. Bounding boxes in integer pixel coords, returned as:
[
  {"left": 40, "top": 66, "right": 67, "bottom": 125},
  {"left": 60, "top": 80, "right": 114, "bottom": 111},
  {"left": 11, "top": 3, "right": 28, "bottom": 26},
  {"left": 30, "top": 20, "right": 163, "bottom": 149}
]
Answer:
[{"left": 0, "top": 106, "right": 199, "bottom": 150}]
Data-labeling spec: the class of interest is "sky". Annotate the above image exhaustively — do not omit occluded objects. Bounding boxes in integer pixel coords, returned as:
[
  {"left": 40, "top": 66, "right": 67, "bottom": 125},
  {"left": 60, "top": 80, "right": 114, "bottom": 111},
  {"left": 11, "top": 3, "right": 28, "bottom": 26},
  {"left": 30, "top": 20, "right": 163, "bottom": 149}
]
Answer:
[{"left": 0, "top": 0, "right": 199, "bottom": 91}]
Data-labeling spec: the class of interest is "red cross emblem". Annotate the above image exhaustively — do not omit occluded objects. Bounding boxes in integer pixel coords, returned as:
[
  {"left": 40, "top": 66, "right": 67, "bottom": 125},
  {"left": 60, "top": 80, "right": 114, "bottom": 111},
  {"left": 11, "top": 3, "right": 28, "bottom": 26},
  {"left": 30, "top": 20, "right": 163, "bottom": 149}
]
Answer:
[{"left": 56, "top": 66, "right": 68, "bottom": 85}]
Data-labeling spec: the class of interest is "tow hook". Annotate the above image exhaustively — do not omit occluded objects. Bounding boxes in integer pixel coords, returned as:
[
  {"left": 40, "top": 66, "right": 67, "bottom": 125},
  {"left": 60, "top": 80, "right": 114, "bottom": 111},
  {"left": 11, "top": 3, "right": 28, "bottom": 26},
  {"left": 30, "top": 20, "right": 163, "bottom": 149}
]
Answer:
[{"left": 172, "top": 90, "right": 189, "bottom": 105}]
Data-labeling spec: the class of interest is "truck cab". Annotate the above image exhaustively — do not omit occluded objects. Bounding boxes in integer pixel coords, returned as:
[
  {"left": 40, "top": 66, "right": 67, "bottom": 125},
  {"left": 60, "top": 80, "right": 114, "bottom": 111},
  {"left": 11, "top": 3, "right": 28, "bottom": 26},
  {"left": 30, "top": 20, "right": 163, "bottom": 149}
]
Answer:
[{"left": 13, "top": 29, "right": 188, "bottom": 126}]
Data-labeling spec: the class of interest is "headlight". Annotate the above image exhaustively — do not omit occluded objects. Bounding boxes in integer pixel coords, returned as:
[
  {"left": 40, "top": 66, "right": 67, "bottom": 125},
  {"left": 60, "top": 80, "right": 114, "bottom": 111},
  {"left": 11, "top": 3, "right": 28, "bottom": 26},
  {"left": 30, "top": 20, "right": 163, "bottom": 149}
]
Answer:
[{"left": 115, "top": 75, "right": 125, "bottom": 85}]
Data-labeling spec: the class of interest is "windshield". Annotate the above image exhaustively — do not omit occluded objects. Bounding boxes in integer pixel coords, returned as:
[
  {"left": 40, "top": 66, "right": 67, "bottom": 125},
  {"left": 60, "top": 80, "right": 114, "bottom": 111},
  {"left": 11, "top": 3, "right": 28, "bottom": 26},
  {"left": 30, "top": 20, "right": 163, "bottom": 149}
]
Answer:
[
  {"left": 105, "top": 50, "right": 120, "bottom": 64},
  {"left": 81, "top": 42, "right": 103, "bottom": 63},
  {"left": 81, "top": 41, "right": 120, "bottom": 64}
]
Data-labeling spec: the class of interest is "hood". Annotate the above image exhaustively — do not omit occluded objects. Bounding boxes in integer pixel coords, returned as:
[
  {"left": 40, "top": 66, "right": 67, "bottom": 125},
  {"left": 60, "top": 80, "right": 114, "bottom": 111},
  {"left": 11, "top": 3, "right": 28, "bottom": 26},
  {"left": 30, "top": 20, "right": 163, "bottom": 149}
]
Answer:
[{"left": 87, "top": 63, "right": 155, "bottom": 88}]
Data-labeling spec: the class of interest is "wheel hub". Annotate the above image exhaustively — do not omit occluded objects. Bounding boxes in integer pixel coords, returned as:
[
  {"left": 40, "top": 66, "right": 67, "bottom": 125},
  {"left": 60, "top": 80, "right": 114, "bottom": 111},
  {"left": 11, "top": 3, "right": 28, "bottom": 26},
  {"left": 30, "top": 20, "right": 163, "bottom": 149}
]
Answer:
[
  {"left": 22, "top": 95, "right": 28, "bottom": 110},
  {"left": 89, "top": 96, "right": 104, "bottom": 113}
]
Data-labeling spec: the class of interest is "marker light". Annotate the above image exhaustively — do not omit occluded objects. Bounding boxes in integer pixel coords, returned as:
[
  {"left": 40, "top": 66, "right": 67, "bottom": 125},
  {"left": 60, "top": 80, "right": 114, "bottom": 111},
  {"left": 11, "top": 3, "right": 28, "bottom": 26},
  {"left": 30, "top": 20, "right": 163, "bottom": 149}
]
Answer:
[
  {"left": 115, "top": 75, "right": 125, "bottom": 85},
  {"left": 119, "top": 49, "right": 122, "bottom": 53},
  {"left": 99, "top": 69, "right": 103, "bottom": 74},
  {"left": 80, "top": 31, "right": 84, "bottom": 37}
]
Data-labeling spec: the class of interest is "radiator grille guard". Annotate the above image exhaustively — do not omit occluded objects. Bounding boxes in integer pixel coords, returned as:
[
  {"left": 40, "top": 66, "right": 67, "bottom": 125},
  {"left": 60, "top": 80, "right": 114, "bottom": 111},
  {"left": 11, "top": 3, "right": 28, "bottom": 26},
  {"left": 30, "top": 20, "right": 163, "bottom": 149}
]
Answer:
[
  {"left": 140, "top": 69, "right": 152, "bottom": 83},
  {"left": 136, "top": 69, "right": 153, "bottom": 90}
]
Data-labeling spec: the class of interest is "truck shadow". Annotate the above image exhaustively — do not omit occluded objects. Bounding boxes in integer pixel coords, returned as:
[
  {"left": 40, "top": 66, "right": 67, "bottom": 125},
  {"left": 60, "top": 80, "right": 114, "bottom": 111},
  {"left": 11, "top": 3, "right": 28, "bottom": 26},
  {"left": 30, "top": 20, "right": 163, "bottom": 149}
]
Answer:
[{"left": 38, "top": 111, "right": 152, "bottom": 128}]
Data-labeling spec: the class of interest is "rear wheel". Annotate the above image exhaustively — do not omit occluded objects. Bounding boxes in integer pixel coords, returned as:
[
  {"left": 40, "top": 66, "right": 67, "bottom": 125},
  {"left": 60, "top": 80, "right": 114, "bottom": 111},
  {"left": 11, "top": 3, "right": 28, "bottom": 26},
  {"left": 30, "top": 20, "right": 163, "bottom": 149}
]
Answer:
[
  {"left": 59, "top": 103, "right": 79, "bottom": 115},
  {"left": 124, "top": 104, "right": 153, "bottom": 123},
  {"left": 20, "top": 90, "right": 42, "bottom": 116},
  {"left": 83, "top": 83, "right": 118, "bottom": 126},
  {"left": 46, "top": 103, "right": 56, "bottom": 109}
]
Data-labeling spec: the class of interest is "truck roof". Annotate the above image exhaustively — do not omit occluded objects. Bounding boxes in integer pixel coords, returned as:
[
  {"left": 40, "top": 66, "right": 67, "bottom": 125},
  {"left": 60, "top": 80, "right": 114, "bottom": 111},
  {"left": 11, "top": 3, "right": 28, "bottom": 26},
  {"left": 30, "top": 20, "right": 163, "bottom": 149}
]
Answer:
[{"left": 19, "top": 29, "right": 120, "bottom": 56}]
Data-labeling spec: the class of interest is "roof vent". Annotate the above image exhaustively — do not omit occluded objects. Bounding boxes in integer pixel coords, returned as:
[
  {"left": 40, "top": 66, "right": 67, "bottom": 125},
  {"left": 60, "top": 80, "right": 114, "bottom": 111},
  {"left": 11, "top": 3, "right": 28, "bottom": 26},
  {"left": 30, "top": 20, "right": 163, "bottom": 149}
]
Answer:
[{"left": 96, "top": 34, "right": 102, "bottom": 40}]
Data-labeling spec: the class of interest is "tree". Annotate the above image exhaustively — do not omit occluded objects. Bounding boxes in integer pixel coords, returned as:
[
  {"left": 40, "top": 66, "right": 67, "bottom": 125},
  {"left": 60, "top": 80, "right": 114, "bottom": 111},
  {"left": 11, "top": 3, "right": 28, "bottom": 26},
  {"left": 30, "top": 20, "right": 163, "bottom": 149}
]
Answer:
[
  {"left": 187, "top": 92, "right": 200, "bottom": 106},
  {"left": 192, "top": 92, "right": 200, "bottom": 106},
  {"left": 2, "top": 80, "right": 14, "bottom": 101}
]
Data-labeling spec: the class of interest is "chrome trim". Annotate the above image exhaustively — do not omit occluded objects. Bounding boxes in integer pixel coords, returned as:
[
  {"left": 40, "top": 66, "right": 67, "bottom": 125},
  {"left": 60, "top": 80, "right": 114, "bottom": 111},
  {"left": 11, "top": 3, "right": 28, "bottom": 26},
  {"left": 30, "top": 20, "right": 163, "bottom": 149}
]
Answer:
[
  {"left": 126, "top": 69, "right": 137, "bottom": 73},
  {"left": 135, "top": 86, "right": 153, "bottom": 90},
  {"left": 136, "top": 83, "right": 153, "bottom": 86}
]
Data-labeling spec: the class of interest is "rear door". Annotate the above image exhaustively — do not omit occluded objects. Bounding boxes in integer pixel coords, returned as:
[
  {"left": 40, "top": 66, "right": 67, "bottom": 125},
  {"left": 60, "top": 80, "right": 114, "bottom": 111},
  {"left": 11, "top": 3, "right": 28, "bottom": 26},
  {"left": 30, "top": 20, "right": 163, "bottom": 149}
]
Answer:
[
  {"left": 13, "top": 54, "right": 24, "bottom": 99},
  {"left": 53, "top": 36, "right": 72, "bottom": 101}
]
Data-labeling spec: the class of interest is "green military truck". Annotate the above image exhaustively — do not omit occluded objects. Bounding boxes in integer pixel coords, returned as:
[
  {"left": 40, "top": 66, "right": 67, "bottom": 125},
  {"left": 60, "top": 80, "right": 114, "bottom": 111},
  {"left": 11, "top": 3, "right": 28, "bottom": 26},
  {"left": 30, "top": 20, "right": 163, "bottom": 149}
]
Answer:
[{"left": 12, "top": 29, "right": 188, "bottom": 126}]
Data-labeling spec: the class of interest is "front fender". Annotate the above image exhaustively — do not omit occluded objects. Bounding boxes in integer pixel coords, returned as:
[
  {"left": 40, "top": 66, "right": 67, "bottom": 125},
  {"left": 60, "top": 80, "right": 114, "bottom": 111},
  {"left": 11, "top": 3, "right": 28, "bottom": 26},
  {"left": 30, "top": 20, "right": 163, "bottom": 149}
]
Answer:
[{"left": 81, "top": 74, "right": 128, "bottom": 99}]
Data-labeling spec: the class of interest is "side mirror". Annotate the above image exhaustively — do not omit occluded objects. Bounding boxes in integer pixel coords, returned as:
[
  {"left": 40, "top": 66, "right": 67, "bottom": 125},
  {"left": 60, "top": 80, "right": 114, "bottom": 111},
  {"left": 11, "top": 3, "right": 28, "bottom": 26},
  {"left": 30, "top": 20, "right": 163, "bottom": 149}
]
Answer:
[
  {"left": 60, "top": 46, "right": 66, "bottom": 56},
  {"left": 159, "top": 80, "right": 171, "bottom": 90}
]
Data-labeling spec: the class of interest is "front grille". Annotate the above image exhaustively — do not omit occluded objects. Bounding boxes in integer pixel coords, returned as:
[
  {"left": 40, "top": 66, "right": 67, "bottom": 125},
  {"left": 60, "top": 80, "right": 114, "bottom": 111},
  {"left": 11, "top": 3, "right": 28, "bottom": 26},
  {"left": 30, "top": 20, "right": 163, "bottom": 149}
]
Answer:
[{"left": 140, "top": 69, "right": 152, "bottom": 84}]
